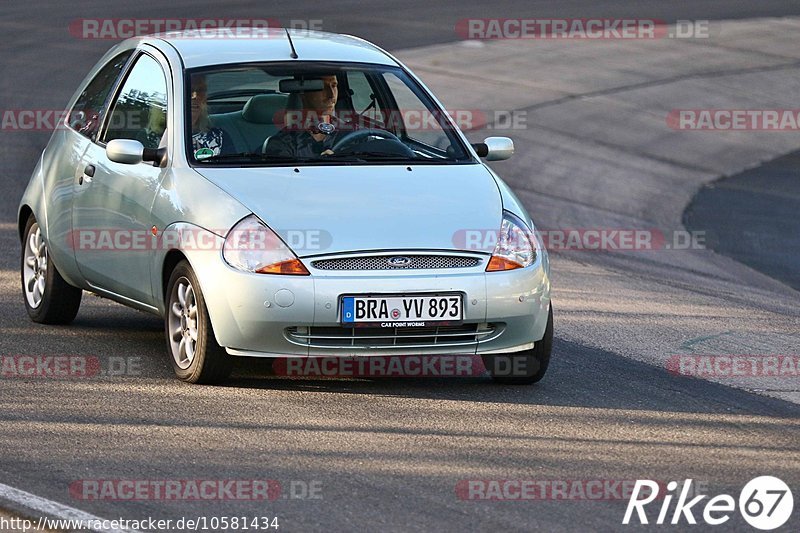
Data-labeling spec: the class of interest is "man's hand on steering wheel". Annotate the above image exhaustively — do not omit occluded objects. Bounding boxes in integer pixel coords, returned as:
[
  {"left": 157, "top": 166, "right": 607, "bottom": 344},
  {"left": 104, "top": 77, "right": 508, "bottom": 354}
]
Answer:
[{"left": 330, "top": 128, "right": 415, "bottom": 157}]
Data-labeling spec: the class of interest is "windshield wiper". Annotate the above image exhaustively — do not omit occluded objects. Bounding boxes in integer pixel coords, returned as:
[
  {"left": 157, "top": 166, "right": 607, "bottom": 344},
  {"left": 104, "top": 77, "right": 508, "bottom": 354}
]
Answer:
[
  {"left": 196, "top": 152, "right": 318, "bottom": 164},
  {"left": 341, "top": 151, "right": 458, "bottom": 163},
  {"left": 196, "top": 151, "right": 434, "bottom": 165},
  {"left": 325, "top": 151, "right": 420, "bottom": 162}
]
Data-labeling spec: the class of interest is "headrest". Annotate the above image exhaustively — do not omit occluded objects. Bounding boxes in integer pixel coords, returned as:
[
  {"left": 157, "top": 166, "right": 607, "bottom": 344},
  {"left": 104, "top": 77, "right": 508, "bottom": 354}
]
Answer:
[
  {"left": 242, "top": 94, "right": 288, "bottom": 124},
  {"left": 286, "top": 93, "right": 302, "bottom": 112}
]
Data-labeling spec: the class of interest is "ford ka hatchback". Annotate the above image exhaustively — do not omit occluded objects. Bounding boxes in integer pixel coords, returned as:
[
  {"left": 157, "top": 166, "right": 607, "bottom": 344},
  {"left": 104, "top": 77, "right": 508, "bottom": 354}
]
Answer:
[{"left": 19, "top": 29, "right": 552, "bottom": 384}]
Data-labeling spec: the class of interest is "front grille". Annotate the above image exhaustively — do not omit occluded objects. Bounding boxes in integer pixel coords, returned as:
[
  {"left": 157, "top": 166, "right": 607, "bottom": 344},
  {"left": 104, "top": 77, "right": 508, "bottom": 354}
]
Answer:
[
  {"left": 311, "top": 254, "right": 481, "bottom": 271},
  {"left": 285, "top": 323, "right": 501, "bottom": 348}
]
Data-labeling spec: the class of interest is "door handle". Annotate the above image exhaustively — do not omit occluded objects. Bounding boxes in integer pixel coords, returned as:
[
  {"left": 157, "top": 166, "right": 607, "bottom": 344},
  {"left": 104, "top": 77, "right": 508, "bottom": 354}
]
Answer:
[{"left": 80, "top": 164, "right": 95, "bottom": 185}]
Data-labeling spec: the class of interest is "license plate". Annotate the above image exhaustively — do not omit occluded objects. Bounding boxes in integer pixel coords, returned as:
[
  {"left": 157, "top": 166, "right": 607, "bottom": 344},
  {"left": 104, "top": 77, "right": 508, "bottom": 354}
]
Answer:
[{"left": 341, "top": 294, "right": 463, "bottom": 326}]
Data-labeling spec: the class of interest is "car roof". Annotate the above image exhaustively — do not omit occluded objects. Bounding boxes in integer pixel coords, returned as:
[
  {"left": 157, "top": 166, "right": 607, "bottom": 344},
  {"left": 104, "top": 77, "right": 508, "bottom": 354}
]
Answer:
[{"left": 137, "top": 28, "right": 398, "bottom": 68}]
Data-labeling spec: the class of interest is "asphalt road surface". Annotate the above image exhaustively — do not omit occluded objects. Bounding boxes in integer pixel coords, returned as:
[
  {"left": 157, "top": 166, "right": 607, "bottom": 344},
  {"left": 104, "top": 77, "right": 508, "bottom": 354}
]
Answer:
[
  {"left": 2, "top": 1, "right": 799, "bottom": 531},
  {"left": 686, "top": 150, "right": 800, "bottom": 291}
]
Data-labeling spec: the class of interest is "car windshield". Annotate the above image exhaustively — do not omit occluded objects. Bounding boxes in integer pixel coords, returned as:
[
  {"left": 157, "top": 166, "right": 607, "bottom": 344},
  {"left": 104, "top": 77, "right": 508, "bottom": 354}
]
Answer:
[{"left": 185, "top": 62, "right": 473, "bottom": 166}]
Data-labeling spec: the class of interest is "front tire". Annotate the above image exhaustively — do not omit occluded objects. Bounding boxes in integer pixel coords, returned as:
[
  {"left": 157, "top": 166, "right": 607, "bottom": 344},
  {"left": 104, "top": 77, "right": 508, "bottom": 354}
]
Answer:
[
  {"left": 21, "top": 215, "right": 82, "bottom": 324},
  {"left": 482, "top": 304, "right": 553, "bottom": 385},
  {"left": 165, "top": 260, "right": 233, "bottom": 384}
]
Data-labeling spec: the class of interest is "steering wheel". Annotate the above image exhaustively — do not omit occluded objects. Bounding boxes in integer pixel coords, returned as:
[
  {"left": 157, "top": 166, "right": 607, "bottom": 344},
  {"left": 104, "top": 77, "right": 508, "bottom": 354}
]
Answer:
[{"left": 331, "top": 128, "right": 415, "bottom": 157}]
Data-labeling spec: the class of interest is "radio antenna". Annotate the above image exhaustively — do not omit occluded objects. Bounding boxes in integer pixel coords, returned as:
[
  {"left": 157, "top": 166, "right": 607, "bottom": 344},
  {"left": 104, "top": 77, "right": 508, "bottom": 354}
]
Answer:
[{"left": 284, "top": 28, "right": 299, "bottom": 59}]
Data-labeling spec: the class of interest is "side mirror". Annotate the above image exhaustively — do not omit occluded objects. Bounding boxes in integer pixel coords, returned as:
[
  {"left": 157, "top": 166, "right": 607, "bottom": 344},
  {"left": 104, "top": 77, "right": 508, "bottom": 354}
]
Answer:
[
  {"left": 472, "top": 137, "right": 514, "bottom": 161},
  {"left": 106, "top": 139, "right": 166, "bottom": 167}
]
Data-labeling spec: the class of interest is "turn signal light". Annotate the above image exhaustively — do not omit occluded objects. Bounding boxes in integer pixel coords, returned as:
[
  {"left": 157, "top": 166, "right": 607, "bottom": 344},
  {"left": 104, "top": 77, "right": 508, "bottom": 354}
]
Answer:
[
  {"left": 486, "top": 256, "right": 523, "bottom": 272},
  {"left": 256, "top": 259, "right": 310, "bottom": 275}
]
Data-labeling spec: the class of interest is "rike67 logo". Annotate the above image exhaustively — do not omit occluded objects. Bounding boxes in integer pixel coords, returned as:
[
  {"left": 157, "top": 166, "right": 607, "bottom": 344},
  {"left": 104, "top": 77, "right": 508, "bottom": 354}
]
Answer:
[{"left": 623, "top": 477, "right": 793, "bottom": 530}]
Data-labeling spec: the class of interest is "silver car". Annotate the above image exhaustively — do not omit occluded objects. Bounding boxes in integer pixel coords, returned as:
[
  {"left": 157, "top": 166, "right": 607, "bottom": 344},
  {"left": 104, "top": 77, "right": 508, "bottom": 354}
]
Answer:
[{"left": 19, "top": 29, "right": 552, "bottom": 384}]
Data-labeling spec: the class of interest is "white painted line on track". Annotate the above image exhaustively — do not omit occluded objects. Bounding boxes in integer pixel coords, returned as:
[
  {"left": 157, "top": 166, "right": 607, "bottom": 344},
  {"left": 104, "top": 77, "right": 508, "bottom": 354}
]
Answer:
[{"left": 0, "top": 481, "right": 140, "bottom": 532}]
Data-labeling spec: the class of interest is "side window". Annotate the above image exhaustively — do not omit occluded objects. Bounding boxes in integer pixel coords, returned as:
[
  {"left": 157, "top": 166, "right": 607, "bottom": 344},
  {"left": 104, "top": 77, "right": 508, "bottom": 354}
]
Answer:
[
  {"left": 68, "top": 51, "right": 133, "bottom": 140},
  {"left": 346, "top": 71, "right": 383, "bottom": 123},
  {"left": 103, "top": 54, "right": 168, "bottom": 150}
]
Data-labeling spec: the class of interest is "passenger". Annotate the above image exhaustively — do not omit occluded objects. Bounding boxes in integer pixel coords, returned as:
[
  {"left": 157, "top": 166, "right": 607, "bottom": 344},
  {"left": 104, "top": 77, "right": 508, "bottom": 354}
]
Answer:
[{"left": 190, "top": 74, "right": 234, "bottom": 158}]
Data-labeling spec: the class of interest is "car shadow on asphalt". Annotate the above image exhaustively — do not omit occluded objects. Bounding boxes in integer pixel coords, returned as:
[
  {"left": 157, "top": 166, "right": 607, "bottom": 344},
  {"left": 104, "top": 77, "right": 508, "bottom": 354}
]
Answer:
[
  {"left": 225, "top": 338, "right": 800, "bottom": 418},
  {"left": 20, "top": 302, "right": 798, "bottom": 418}
]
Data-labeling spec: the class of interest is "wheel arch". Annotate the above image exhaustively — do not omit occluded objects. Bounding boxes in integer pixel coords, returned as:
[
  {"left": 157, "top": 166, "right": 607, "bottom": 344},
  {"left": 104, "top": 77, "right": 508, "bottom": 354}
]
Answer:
[
  {"left": 162, "top": 249, "right": 188, "bottom": 303},
  {"left": 18, "top": 205, "right": 34, "bottom": 241}
]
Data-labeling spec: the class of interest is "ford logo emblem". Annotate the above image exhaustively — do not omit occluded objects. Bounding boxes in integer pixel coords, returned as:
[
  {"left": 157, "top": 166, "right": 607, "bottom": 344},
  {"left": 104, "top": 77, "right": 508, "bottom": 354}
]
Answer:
[{"left": 387, "top": 256, "right": 412, "bottom": 267}]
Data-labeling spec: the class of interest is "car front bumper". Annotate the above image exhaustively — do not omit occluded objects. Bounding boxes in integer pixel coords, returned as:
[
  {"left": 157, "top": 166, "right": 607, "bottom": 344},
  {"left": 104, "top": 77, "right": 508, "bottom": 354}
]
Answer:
[{"left": 184, "top": 241, "right": 551, "bottom": 358}]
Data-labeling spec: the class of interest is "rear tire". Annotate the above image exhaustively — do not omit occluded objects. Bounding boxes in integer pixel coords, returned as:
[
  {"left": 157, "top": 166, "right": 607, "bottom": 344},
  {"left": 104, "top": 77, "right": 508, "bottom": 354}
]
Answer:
[
  {"left": 21, "top": 215, "right": 82, "bottom": 324},
  {"left": 482, "top": 304, "right": 552, "bottom": 385},
  {"left": 165, "top": 260, "right": 233, "bottom": 384}
]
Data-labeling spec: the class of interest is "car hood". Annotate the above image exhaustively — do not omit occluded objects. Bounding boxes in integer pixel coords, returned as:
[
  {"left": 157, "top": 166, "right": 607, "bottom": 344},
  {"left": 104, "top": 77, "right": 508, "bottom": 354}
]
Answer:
[{"left": 194, "top": 164, "right": 502, "bottom": 257}]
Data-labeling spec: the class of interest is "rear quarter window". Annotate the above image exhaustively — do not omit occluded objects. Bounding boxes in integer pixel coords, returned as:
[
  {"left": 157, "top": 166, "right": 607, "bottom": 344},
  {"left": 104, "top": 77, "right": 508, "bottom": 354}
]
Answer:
[{"left": 68, "top": 51, "right": 133, "bottom": 141}]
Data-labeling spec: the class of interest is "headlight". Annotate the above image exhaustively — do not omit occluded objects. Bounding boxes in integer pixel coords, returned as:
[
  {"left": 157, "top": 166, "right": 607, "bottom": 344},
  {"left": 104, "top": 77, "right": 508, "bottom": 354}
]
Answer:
[
  {"left": 222, "top": 215, "right": 309, "bottom": 275},
  {"left": 486, "top": 212, "right": 536, "bottom": 271}
]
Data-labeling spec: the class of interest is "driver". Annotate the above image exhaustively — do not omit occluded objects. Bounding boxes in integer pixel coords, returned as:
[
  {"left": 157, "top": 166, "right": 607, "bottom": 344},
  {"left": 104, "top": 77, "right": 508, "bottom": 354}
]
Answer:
[{"left": 264, "top": 75, "right": 359, "bottom": 158}]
